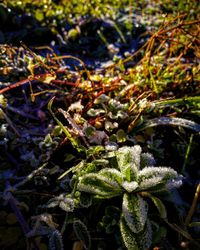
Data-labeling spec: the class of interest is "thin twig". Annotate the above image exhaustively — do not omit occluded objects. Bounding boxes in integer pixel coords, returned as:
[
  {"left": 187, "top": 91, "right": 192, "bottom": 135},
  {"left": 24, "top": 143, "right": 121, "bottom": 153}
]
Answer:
[
  {"left": 0, "top": 108, "right": 21, "bottom": 136},
  {"left": 185, "top": 183, "right": 200, "bottom": 226}
]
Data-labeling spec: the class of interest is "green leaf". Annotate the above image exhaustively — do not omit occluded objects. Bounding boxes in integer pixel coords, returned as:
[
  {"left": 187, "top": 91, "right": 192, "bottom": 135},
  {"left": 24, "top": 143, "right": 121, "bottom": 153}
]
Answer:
[
  {"left": 116, "top": 129, "right": 127, "bottom": 143},
  {"left": 99, "top": 206, "right": 120, "bottom": 234},
  {"left": 46, "top": 195, "right": 74, "bottom": 212},
  {"left": 116, "top": 146, "right": 141, "bottom": 181},
  {"left": 35, "top": 10, "right": 44, "bottom": 22},
  {"left": 94, "top": 94, "right": 110, "bottom": 104},
  {"left": 86, "top": 145, "right": 105, "bottom": 158},
  {"left": 99, "top": 168, "right": 124, "bottom": 185},
  {"left": 49, "top": 230, "right": 64, "bottom": 250},
  {"left": 120, "top": 216, "right": 152, "bottom": 250},
  {"left": 122, "top": 193, "right": 148, "bottom": 233},
  {"left": 152, "top": 226, "right": 167, "bottom": 245},
  {"left": 77, "top": 173, "right": 123, "bottom": 198},
  {"left": 59, "top": 197, "right": 74, "bottom": 212},
  {"left": 79, "top": 193, "right": 92, "bottom": 208},
  {"left": 73, "top": 220, "right": 91, "bottom": 249},
  {"left": 147, "top": 194, "right": 167, "bottom": 219},
  {"left": 46, "top": 199, "right": 60, "bottom": 208},
  {"left": 138, "top": 176, "right": 166, "bottom": 192},
  {"left": 87, "top": 108, "right": 106, "bottom": 117},
  {"left": 0, "top": 95, "right": 7, "bottom": 108},
  {"left": 136, "top": 219, "right": 152, "bottom": 250},
  {"left": 140, "top": 153, "right": 156, "bottom": 168},
  {"left": 120, "top": 216, "right": 139, "bottom": 250},
  {"left": 138, "top": 167, "right": 182, "bottom": 192},
  {"left": 92, "top": 159, "right": 109, "bottom": 167}
]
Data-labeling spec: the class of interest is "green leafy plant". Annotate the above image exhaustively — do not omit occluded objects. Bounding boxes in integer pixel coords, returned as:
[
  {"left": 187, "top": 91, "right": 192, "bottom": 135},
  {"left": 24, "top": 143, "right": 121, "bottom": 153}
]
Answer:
[
  {"left": 73, "top": 220, "right": 91, "bottom": 249},
  {"left": 76, "top": 145, "right": 183, "bottom": 249}
]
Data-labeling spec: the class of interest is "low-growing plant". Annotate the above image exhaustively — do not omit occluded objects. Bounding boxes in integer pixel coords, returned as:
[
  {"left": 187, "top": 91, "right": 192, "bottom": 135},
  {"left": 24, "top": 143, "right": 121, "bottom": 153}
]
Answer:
[{"left": 71, "top": 145, "right": 183, "bottom": 249}]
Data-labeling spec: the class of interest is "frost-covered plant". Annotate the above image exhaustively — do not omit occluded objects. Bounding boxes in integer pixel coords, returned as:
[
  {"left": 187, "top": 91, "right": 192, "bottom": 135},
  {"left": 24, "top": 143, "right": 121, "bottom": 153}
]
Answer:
[
  {"left": 87, "top": 94, "right": 129, "bottom": 132},
  {"left": 77, "top": 145, "right": 183, "bottom": 250}
]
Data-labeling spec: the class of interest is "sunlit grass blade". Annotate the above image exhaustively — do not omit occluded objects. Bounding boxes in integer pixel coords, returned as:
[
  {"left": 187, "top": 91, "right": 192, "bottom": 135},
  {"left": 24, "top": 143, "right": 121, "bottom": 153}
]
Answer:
[
  {"left": 153, "top": 96, "right": 200, "bottom": 108},
  {"left": 133, "top": 117, "right": 200, "bottom": 133}
]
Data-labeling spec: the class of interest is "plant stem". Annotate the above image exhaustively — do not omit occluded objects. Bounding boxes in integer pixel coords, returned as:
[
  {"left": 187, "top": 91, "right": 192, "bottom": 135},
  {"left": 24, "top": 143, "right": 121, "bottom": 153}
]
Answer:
[
  {"left": 185, "top": 183, "right": 200, "bottom": 226},
  {"left": 182, "top": 134, "right": 193, "bottom": 173}
]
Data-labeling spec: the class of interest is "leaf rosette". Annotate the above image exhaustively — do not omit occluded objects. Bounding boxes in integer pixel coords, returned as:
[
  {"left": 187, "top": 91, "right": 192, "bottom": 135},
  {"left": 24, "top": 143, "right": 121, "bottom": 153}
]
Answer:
[{"left": 77, "top": 145, "right": 183, "bottom": 249}]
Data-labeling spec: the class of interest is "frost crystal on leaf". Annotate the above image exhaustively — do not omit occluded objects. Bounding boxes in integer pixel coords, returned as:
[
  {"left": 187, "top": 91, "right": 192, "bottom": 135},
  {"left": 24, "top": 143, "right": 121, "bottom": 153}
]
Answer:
[
  {"left": 77, "top": 173, "right": 122, "bottom": 198},
  {"left": 138, "top": 167, "right": 179, "bottom": 182},
  {"left": 138, "top": 166, "right": 182, "bottom": 192},
  {"left": 121, "top": 181, "right": 138, "bottom": 192},
  {"left": 122, "top": 193, "right": 148, "bottom": 233},
  {"left": 166, "top": 178, "right": 183, "bottom": 189},
  {"left": 136, "top": 219, "right": 152, "bottom": 250},
  {"left": 73, "top": 220, "right": 91, "bottom": 249},
  {"left": 120, "top": 216, "right": 139, "bottom": 250},
  {"left": 139, "top": 176, "right": 164, "bottom": 190},
  {"left": 68, "top": 100, "right": 84, "bottom": 112},
  {"left": 140, "top": 153, "right": 156, "bottom": 168},
  {"left": 49, "top": 230, "right": 64, "bottom": 250},
  {"left": 59, "top": 197, "right": 74, "bottom": 212},
  {"left": 105, "top": 141, "right": 119, "bottom": 151},
  {"left": 116, "top": 145, "right": 141, "bottom": 180},
  {"left": 46, "top": 194, "right": 74, "bottom": 212},
  {"left": 99, "top": 168, "right": 123, "bottom": 185}
]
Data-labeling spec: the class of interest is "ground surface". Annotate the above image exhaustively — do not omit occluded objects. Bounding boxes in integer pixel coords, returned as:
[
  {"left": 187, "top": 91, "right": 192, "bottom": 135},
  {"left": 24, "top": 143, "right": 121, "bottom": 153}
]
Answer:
[{"left": 0, "top": 1, "right": 200, "bottom": 249}]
